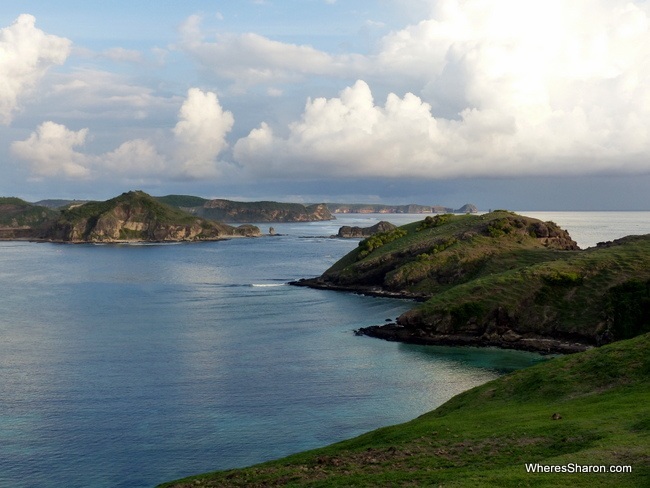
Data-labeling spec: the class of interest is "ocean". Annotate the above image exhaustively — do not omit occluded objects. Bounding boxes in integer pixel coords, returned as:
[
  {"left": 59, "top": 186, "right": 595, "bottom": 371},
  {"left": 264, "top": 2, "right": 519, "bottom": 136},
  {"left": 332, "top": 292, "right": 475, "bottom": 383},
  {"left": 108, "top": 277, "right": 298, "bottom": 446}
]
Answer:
[{"left": 0, "top": 211, "right": 648, "bottom": 487}]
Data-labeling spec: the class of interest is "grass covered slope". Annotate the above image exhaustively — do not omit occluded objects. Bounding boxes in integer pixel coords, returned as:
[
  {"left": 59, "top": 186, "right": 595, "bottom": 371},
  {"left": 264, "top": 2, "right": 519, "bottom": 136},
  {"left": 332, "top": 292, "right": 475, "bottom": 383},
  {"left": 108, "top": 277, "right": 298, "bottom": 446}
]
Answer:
[
  {"left": 394, "top": 234, "right": 650, "bottom": 351},
  {"left": 306, "top": 212, "right": 578, "bottom": 297},
  {"left": 44, "top": 191, "right": 261, "bottom": 242},
  {"left": 296, "top": 212, "right": 650, "bottom": 352},
  {"left": 159, "top": 333, "right": 650, "bottom": 487}
]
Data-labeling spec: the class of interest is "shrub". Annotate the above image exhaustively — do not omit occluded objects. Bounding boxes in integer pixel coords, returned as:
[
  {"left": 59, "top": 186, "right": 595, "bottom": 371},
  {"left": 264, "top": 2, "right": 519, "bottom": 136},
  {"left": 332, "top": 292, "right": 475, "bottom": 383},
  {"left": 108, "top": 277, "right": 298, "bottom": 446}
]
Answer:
[
  {"left": 542, "top": 270, "right": 583, "bottom": 286},
  {"left": 416, "top": 214, "right": 453, "bottom": 231},
  {"left": 486, "top": 218, "right": 513, "bottom": 237}
]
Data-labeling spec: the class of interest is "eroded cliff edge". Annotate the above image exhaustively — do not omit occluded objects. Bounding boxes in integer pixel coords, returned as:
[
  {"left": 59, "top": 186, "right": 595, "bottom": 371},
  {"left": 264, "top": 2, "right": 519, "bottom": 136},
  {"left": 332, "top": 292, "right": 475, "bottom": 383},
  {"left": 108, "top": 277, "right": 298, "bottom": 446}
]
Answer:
[{"left": 293, "top": 212, "right": 650, "bottom": 353}]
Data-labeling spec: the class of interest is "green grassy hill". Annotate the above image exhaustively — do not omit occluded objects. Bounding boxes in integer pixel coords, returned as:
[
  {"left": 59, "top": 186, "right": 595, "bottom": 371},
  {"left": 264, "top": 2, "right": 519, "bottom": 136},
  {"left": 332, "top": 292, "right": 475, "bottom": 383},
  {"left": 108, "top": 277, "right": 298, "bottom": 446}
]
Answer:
[
  {"left": 296, "top": 212, "right": 650, "bottom": 352},
  {"left": 320, "top": 212, "right": 578, "bottom": 293},
  {"left": 159, "top": 332, "right": 650, "bottom": 487}
]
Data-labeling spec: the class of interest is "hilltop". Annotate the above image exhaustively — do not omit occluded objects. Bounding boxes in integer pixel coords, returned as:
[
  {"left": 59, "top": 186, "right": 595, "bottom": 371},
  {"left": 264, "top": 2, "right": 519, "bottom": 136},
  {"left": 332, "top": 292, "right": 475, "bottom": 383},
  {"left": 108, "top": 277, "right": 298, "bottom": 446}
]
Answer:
[
  {"left": 157, "top": 195, "right": 334, "bottom": 222},
  {"left": 294, "top": 211, "right": 650, "bottom": 353},
  {"left": 44, "top": 191, "right": 261, "bottom": 242},
  {"left": 159, "top": 332, "right": 650, "bottom": 487}
]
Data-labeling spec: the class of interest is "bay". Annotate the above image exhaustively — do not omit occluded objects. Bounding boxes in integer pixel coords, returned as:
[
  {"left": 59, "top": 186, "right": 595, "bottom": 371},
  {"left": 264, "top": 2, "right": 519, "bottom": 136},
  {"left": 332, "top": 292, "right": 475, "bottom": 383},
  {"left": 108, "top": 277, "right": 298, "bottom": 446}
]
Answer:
[{"left": 0, "top": 212, "right": 647, "bottom": 488}]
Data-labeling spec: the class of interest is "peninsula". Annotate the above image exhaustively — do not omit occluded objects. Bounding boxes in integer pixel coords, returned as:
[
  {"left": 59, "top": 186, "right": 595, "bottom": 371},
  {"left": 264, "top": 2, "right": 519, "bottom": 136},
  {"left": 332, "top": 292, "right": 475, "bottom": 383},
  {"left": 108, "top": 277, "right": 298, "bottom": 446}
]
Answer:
[{"left": 293, "top": 211, "right": 650, "bottom": 353}]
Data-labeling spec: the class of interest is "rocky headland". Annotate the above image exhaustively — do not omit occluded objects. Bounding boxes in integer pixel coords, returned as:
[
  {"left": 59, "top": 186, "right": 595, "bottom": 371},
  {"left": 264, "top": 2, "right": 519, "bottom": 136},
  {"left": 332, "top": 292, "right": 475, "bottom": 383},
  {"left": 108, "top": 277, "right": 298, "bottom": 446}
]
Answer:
[
  {"left": 293, "top": 212, "right": 650, "bottom": 354},
  {"left": 0, "top": 191, "right": 261, "bottom": 243}
]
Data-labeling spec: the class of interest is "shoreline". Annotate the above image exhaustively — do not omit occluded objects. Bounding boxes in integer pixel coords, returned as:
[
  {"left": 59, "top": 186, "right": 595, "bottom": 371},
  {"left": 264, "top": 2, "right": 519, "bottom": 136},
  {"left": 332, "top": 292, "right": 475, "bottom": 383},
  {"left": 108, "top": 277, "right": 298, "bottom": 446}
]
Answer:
[
  {"left": 355, "top": 323, "right": 591, "bottom": 355},
  {"left": 289, "top": 277, "right": 429, "bottom": 301},
  {"left": 291, "top": 279, "right": 593, "bottom": 355},
  {"left": 0, "top": 234, "right": 261, "bottom": 244}
]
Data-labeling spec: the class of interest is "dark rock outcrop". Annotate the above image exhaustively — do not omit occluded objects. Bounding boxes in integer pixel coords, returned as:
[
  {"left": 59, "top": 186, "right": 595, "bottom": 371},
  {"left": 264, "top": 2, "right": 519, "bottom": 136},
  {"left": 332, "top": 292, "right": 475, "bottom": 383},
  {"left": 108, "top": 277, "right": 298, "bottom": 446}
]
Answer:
[{"left": 337, "top": 221, "right": 397, "bottom": 238}]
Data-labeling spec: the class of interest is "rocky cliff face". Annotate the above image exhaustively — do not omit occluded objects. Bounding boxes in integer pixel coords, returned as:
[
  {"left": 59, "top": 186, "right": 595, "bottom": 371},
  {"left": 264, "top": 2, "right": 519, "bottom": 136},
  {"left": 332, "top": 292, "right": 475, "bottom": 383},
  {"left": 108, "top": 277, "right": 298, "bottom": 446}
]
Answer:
[{"left": 44, "top": 191, "right": 261, "bottom": 242}]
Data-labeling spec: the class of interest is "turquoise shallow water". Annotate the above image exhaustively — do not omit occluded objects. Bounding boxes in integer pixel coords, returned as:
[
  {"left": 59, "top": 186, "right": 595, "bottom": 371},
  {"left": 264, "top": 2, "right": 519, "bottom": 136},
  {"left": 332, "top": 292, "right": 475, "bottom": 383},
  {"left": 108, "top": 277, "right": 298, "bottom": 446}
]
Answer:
[{"left": 1, "top": 212, "right": 646, "bottom": 487}]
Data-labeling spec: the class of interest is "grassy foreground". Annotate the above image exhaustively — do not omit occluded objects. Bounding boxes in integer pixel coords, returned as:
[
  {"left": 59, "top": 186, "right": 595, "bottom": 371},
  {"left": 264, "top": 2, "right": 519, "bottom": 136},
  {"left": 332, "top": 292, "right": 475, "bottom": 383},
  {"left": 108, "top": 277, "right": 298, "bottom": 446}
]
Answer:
[{"left": 158, "top": 333, "right": 649, "bottom": 487}]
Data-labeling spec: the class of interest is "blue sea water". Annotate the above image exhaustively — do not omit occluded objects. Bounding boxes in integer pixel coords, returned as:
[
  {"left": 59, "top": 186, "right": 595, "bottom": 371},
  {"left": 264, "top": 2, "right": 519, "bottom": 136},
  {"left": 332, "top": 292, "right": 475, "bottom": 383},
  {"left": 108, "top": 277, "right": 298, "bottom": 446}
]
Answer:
[{"left": 0, "top": 212, "right": 648, "bottom": 487}]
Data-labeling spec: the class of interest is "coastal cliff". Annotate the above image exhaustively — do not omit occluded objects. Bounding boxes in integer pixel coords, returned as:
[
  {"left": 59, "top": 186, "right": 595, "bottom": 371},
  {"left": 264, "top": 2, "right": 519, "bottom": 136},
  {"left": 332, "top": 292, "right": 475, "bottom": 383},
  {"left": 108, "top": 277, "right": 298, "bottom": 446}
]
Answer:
[
  {"left": 294, "top": 212, "right": 650, "bottom": 353},
  {"left": 41, "top": 191, "right": 261, "bottom": 242}
]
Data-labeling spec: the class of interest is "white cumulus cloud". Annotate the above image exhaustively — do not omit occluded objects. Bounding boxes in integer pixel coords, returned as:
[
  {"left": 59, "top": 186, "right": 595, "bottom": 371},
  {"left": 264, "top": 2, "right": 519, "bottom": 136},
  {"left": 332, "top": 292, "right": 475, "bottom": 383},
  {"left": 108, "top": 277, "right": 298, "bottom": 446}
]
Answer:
[
  {"left": 0, "top": 14, "right": 71, "bottom": 125},
  {"left": 10, "top": 121, "right": 91, "bottom": 179},
  {"left": 173, "top": 88, "right": 235, "bottom": 179},
  {"left": 103, "top": 139, "right": 166, "bottom": 176},
  {"left": 10, "top": 88, "right": 235, "bottom": 182},
  {"left": 234, "top": 0, "right": 650, "bottom": 179}
]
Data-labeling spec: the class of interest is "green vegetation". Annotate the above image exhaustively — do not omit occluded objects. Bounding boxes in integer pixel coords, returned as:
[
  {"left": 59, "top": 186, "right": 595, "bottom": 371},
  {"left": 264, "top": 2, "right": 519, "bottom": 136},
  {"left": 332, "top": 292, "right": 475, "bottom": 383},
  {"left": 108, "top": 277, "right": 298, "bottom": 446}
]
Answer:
[
  {"left": 322, "top": 211, "right": 576, "bottom": 293},
  {"left": 155, "top": 194, "right": 209, "bottom": 208},
  {"left": 307, "top": 212, "right": 650, "bottom": 349},
  {"left": 357, "top": 228, "right": 408, "bottom": 259},
  {"left": 406, "top": 234, "right": 650, "bottom": 345},
  {"left": 44, "top": 191, "right": 259, "bottom": 242},
  {"left": 159, "top": 333, "right": 650, "bottom": 487},
  {"left": 157, "top": 196, "right": 334, "bottom": 223},
  {"left": 0, "top": 197, "right": 57, "bottom": 228},
  {"left": 58, "top": 191, "right": 197, "bottom": 226},
  {"left": 416, "top": 213, "right": 453, "bottom": 231}
]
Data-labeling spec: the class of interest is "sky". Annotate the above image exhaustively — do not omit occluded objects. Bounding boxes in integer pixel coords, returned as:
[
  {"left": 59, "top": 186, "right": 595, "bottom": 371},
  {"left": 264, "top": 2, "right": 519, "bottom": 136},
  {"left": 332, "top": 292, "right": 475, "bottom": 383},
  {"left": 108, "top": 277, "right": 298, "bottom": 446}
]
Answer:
[{"left": 1, "top": 0, "right": 649, "bottom": 210}]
